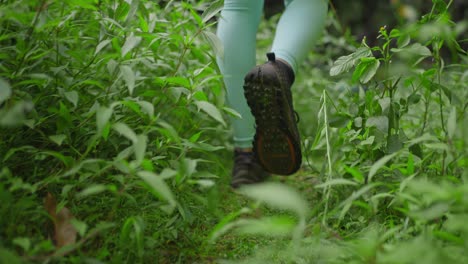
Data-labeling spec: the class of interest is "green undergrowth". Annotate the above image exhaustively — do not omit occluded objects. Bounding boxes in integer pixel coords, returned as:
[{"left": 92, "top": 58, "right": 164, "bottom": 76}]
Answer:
[{"left": 1, "top": 0, "right": 467, "bottom": 263}]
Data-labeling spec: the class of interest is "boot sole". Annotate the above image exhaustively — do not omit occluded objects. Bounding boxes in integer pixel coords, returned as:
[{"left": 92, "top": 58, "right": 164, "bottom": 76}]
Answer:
[{"left": 244, "top": 66, "right": 301, "bottom": 175}]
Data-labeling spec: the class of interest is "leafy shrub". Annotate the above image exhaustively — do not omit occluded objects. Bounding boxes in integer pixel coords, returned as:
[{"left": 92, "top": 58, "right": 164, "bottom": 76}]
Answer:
[{"left": 0, "top": 0, "right": 466, "bottom": 263}]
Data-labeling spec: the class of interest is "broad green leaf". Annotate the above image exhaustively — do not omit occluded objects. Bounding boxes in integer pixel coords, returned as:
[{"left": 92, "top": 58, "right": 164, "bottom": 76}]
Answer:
[
  {"left": 344, "top": 165, "right": 365, "bottom": 183},
  {"left": 62, "top": 159, "right": 103, "bottom": 177},
  {"left": 189, "top": 8, "right": 203, "bottom": 27},
  {"left": 405, "top": 133, "right": 438, "bottom": 147},
  {"left": 95, "top": 39, "right": 112, "bottom": 55},
  {"left": 157, "top": 121, "right": 181, "bottom": 143},
  {"left": 209, "top": 208, "right": 251, "bottom": 243},
  {"left": 189, "top": 179, "right": 215, "bottom": 188},
  {"left": 107, "top": 59, "right": 118, "bottom": 75},
  {"left": 368, "top": 151, "right": 400, "bottom": 182},
  {"left": 113, "top": 122, "right": 137, "bottom": 143},
  {"left": 137, "top": 171, "right": 176, "bottom": 206},
  {"left": 391, "top": 43, "right": 432, "bottom": 57},
  {"left": 40, "top": 150, "right": 74, "bottom": 167},
  {"left": 121, "top": 33, "right": 142, "bottom": 57},
  {"left": 67, "top": 0, "right": 97, "bottom": 10},
  {"left": 233, "top": 216, "right": 296, "bottom": 236},
  {"left": 330, "top": 47, "right": 372, "bottom": 76},
  {"left": 0, "top": 101, "right": 33, "bottom": 127},
  {"left": 425, "top": 142, "right": 450, "bottom": 151},
  {"left": 202, "top": 0, "right": 223, "bottom": 23},
  {"left": 444, "top": 214, "right": 468, "bottom": 233},
  {"left": 352, "top": 57, "right": 380, "bottom": 84},
  {"left": 189, "top": 131, "right": 203, "bottom": 142},
  {"left": 49, "top": 134, "right": 67, "bottom": 146},
  {"left": 239, "top": 182, "right": 309, "bottom": 219},
  {"left": 223, "top": 106, "right": 242, "bottom": 118},
  {"left": 96, "top": 106, "right": 113, "bottom": 133},
  {"left": 315, "top": 179, "right": 359, "bottom": 188},
  {"left": 397, "top": 34, "right": 411, "bottom": 48},
  {"left": 339, "top": 183, "right": 378, "bottom": 219},
  {"left": 195, "top": 101, "right": 226, "bottom": 127},
  {"left": 366, "top": 116, "right": 388, "bottom": 133},
  {"left": 447, "top": 107, "right": 456, "bottom": 139},
  {"left": 120, "top": 65, "right": 135, "bottom": 95},
  {"left": 12, "top": 237, "right": 30, "bottom": 252},
  {"left": 203, "top": 30, "right": 224, "bottom": 59},
  {"left": 360, "top": 136, "right": 375, "bottom": 146},
  {"left": 136, "top": 101, "right": 154, "bottom": 118},
  {"left": 124, "top": 0, "right": 139, "bottom": 24},
  {"left": 134, "top": 134, "right": 147, "bottom": 165},
  {"left": 62, "top": 91, "right": 78, "bottom": 108},
  {"left": 76, "top": 184, "right": 108, "bottom": 198},
  {"left": 432, "top": 230, "right": 464, "bottom": 245},
  {"left": 0, "top": 78, "right": 11, "bottom": 104},
  {"left": 409, "top": 203, "right": 449, "bottom": 221},
  {"left": 166, "top": 77, "right": 191, "bottom": 88},
  {"left": 70, "top": 219, "right": 88, "bottom": 237}
]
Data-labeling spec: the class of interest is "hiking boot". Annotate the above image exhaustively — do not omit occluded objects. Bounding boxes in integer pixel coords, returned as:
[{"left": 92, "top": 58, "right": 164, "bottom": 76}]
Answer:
[
  {"left": 243, "top": 52, "right": 302, "bottom": 175},
  {"left": 231, "top": 149, "right": 270, "bottom": 188}
]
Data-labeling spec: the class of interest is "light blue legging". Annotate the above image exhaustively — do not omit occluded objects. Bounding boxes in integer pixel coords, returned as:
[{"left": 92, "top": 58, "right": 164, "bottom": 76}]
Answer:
[{"left": 217, "top": 0, "right": 327, "bottom": 148}]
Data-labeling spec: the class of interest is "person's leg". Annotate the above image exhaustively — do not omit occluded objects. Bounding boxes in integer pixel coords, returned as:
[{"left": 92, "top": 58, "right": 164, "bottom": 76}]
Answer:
[
  {"left": 216, "top": 0, "right": 264, "bottom": 149},
  {"left": 272, "top": 0, "right": 328, "bottom": 74},
  {"left": 243, "top": 0, "right": 327, "bottom": 175},
  {"left": 217, "top": 0, "right": 269, "bottom": 188}
]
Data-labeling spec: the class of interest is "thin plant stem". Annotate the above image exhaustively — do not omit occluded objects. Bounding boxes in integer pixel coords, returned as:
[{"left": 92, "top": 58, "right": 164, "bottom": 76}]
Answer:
[{"left": 321, "top": 89, "right": 334, "bottom": 226}]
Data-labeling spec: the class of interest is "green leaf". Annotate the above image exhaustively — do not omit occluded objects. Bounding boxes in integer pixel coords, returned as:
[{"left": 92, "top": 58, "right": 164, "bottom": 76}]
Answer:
[
  {"left": 447, "top": 107, "right": 456, "bottom": 139},
  {"left": 113, "top": 122, "right": 137, "bottom": 143},
  {"left": 134, "top": 134, "right": 147, "bottom": 165},
  {"left": 0, "top": 101, "right": 33, "bottom": 127},
  {"left": 137, "top": 171, "right": 176, "bottom": 207},
  {"left": 0, "top": 78, "right": 12, "bottom": 104},
  {"left": 222, "top": 107, "right": 242, "bottom": 118},
  {"left": 368, "top": 151, "right": 400, "bottom": 182},
  {"left": 49, "top": 134, "right": 67, "bottom": 146},
  {"left": 189, "top": 131, "right": 203, "bottom": 142},
  {"left": 195, "top": 101, "right": 226, "bottom": 127},
  {"left": 67, "top": 0, "right": 97, "bottom": 10},
  {"left": 409, "top": 203, "right": 449, "bottom": 221},
  {"left": 315, "top": 178, "right": 359, "bottom": 188},
  {"left": 76, "top": 184, "right": 108, "bottom": 198},
  {"left": 344, "top": 166, "right": 365, "bottom": 183},
  {"left": 166, "top": 77, "right": 191, "bottom": 88},
  {"left": 352, "top": 57, "right": 380, "bottom": 84},
  {"left": 12, "top": 237, "right": 31, "bottom": 252},
  {"left": 330, "top": 47, "right": 372, "bottom": 76},
  {"left": 339, "top": 184, "right": 378, "bottom": 219},
  {"left": 95, "top": 39, "right": 112, "bottom": 55},
  {"left": 121, "top": 33, "right": 142, "bottom": 57},
  {"left": 120, "top": 65, "right": 135, "bottom": 95},
  {"left": 96, "top": 106, "right": 113, "bottom": 133},
  {"left": 391, "top": 43, "right": 432, "bottom": 57},
  {"left": 239, "top": 182, "right": 309, "bottom": 219},
  {"left": 202, "top": 30, "right": 224, "bottom": 59},
  {"left": 70, "top": 219, "right": 88, "bottom": 237},
  {"left": 202, "top": 0, "right": 223, "bottom": 23},
  {"left": 405, "top": 133, "right": 438, "bottom": 147},
  {"left": 233, "top": 216, "right": 296, "bottom": 237},
  {"left": 136, "top": 101, "right": 154, "bottom": 118},
  {"left": 64, "top": 91, "right": 79, "bottom": 107},
  {"left": 397, "top": 34, "right": 411, "bottom": 48},
  {"left": 366, "top": 116, "right": 388, "bottom": 133}
]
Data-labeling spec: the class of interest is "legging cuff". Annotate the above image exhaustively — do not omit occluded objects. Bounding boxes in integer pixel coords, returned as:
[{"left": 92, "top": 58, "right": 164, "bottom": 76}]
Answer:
[
  {"left": 272, "top": 49, "right": 298, "bottom": 74},
  {"left": 233, "top": 136, "right": 254, "bottom": 148}
]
